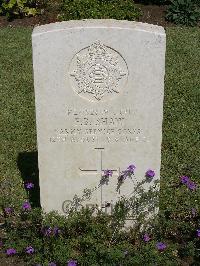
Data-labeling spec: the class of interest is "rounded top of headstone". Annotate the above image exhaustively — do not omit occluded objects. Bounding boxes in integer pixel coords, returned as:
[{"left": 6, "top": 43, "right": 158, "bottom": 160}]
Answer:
[{"left": 32, "top": 19, "right": 165, "bottom": 37}]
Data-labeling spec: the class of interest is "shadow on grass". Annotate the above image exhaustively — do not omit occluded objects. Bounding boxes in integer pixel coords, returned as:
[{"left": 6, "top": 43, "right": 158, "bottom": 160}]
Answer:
[{"left": 17, "top": 152, "right": 41, "bottom": 208}]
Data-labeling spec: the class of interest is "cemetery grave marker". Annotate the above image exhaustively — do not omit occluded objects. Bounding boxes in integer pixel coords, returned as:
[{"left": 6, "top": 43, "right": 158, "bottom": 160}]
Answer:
[{"left": 32, "top": 20, "right": 166, "bottom": 214}]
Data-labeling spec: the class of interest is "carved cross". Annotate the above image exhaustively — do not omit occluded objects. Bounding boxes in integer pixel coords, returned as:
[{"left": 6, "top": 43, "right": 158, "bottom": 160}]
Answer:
[{"left": 79, "top": 147, "right": 120, "bottom": 206}]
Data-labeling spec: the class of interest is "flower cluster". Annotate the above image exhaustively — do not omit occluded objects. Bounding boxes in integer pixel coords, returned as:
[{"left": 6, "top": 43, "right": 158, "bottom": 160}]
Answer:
[
  {"left": 68, "top": 260, "right": 77, "bottom": 266},
  {"left": 143, "top": 234, "right": 167, "bottom": 251},
  {"left": 4, "top": 207, "right": 13, "bottom": 215},
  {"left": 4, "top": 201, "right": 32, "bottom": 216},
  {"left": 180, "top": 176, "right": 197, "bottom": 191},
  {"left": 118, "top": 164, "right": 136, "bottom": 183},
  {"left": 145, "top": 169, "right": 155, "bottom": 179},
  {"left": 126, "top": 164, "right": 136, "bottom": 174},
  {"left": 6, "top": 246, "right": 35, "bottom": 256},
  {"left": 100, "top": 169, "right": 113, "bottom": 185},
  {"left": 6, "top": 248, "right": 17, "bottom": 255},
  {"left": 25, "top": 246, "right": 34, "bottom": 254},
  {"left": 22, "top": 201, "right": 31, "bottom": 211},
  {"left": 143, "top": 233, "right": 151, "bottom": 242},
  {"left": 103, "top": 169, "right": 113, "bottom": 177},
  {"left": 156, "top": 242, "right": 167, "bottom": 251},
  {"left": 41, "top": 226, "right": 61, "bottom": 237},
  {"left": 5, "top": 247, "right": 77, "bottom": 265},
  {"left": 25, "top": 182, "right": 34, "bottom": 190}
]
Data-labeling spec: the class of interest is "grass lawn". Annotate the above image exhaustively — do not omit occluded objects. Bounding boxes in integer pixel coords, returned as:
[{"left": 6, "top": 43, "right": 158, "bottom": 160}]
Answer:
[
  {"left": 0, "top": 27, "right": 37, "bottom": 206},
  {"left": 0, "top": 25, "right": 200, "bottom": 264}
]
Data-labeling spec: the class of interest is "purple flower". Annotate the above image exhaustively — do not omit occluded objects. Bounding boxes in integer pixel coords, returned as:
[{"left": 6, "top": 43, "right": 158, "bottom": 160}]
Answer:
[
  {"left": 146, "top": 169, "right": 155, "bottom": 178},
  {"left": 103, "top": 169, "right": 113, "bottom": 177},
  {"left": 67, "top": 260, "right": 77, "bottom": 266},
  {"left": 197, "top": 229, "right": 200, "bottom": 238},
  {"left": 180, "top": 176, "right": 190, "bottom": 184},
  {"left": 118, "top": 165, "right": 135, "bottom": 184},
  {"left": 42, "top": 226, "right": 52, "bottom": 237},
  {"left": 143, "top": 233, "right": 151, "bottom": 242},
  {"left": 53, "top": 226, "right": 61, "bottom": 236},
  {"left": 25, "top": 182, "right": 34, "bottom": 190},
  {"left": 49, "top": 263, "right": 57, "bottom": 266},
  {"left": 6, "top": 248, "right": 17, "bottom": 255},
  {"left": 4, "top": 207, "right": 13, "bottom": 215},
  {"left": 156, "top": 242, "right": 167, "bottom": 251},
  {"left": 180, "top": 176, "right": 197, "bottom": 191},
  {"left": 127, "top": 164, "right": 136, "bottom": 174},
  {"left": 22, "top": 201, "right": 31, "bottom": 211},
  {"left": 25, "top": 246, "right": 34, "bottom": 254},
  {"left": 187, "top": 181, "right": 197, "bottom": 191}
]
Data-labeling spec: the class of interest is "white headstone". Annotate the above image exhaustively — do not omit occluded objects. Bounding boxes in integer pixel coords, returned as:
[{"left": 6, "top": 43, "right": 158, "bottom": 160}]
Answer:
[{"left": 32, "top": 20, "right": 166, "bottom": 214}]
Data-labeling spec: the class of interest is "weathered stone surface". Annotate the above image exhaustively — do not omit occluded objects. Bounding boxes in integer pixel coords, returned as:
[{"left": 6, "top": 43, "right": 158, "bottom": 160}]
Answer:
[{"left": 32, "top": 20, "right": 166, "bottom": 214}]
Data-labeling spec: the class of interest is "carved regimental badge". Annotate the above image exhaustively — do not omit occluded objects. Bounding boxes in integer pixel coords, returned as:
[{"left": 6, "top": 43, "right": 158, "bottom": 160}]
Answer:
[{"left": 69, "top": 41, "right": 128, "bottom": 102}]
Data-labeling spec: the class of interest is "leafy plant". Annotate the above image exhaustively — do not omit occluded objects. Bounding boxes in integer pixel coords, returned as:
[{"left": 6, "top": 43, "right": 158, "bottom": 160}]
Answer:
[
  {"left": 0, "top": 0, "right": 45, "bottom": 19},
  {"left": 166, "top": 0, "right": 200, "bottom": 26},
  {"left": 0, "top": 165, "right": 162, "bottom": 265},
  {"left": 2, "top": 168, "right": 200, "bottom": 265},
  {"left": 58, "top": 0, "right": 141, "bottom": 21},
  {"left": 193, "top": 0, "right": 200, "bottom": 7}
]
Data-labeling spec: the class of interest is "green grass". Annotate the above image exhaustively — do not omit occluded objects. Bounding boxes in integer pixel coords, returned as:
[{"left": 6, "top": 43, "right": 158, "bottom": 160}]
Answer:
[
  {"left": 0, "top": 27, "right": 36, "bottom": 206},
  {"left": 161, "top": 27, "right": 200, "bottom": 210},
  {"left": 0, "top": 26, "right": 200, "bottom": 209}
]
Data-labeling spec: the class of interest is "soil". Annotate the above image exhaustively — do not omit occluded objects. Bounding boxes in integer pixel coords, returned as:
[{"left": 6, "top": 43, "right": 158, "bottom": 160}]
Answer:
[
  {"left": 0, "top": 255, "right": 25, "bottom": 266},
  {"left": 0, "top": 4, "right": 174, "bottom": 28},
  {"left": 0, "top": 12, "right": 58, "bottom": 28},
  {"left": 136, "top": 4, "right": 173, "bottom": 27}
]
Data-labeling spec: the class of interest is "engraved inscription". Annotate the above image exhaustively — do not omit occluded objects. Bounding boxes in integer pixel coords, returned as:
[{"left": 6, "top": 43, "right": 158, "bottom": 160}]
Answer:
[
  {"left": 69, "top": 41, "right": 128, "bottom": 102},
  {"left": 49, "top": 107, "right": 147, "bottom": 144}
]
